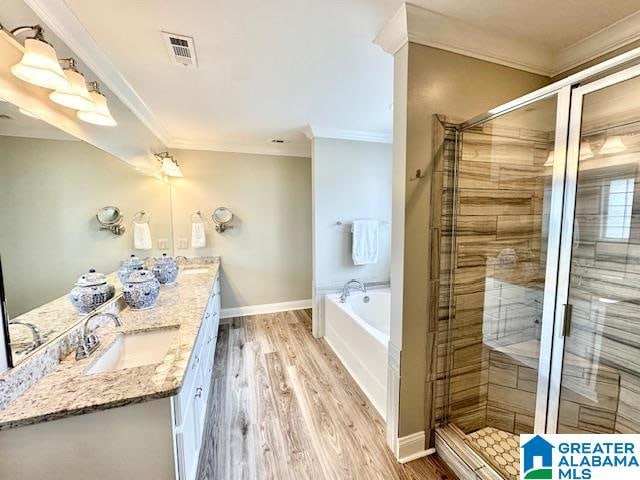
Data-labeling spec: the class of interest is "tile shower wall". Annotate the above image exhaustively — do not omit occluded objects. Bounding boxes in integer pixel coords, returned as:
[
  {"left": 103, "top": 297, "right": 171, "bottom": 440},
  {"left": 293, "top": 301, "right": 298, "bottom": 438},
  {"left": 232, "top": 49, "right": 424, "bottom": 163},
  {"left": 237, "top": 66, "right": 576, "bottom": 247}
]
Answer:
[{"left": 431, "top": 119, "right": 550, "bottom": 435}]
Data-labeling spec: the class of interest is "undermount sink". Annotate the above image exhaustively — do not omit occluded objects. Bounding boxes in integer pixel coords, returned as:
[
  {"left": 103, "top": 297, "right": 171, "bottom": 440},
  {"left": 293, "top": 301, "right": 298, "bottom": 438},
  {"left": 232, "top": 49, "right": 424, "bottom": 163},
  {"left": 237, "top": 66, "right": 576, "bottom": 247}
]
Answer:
[
  {"left": 181, "top": 267, "right": 209, "bottom": 275},
  {"left": 84, "top": 328, "right": 178, "bottom": 375}
]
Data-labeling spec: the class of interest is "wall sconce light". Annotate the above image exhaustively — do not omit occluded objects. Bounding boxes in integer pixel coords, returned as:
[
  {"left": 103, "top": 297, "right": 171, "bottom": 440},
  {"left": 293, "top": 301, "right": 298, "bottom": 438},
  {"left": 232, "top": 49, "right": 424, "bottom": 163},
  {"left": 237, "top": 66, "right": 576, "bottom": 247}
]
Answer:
[
  {"left": 2, "top": 21, "right": 115, "bottom": 127},
  {"left": 579, "top": 140, "right": 594, "bottom": 160},
  {"left": 49, "top": 58, "right": 94, "bottom": 111},
  {"left": 18, "top": 107, "right": 39, "bottom": 119},
  {"left": 599, "top": 135, "right": 626, "bottom": 155},
  {"left": 9, "top": 25, "right": 70, "bottom": 90},
  {"left": 155, "top": 152, "right": 184, "bottom": 177},
  {"left": 77, "top": 81, "right": 117, "bottom": 126}
]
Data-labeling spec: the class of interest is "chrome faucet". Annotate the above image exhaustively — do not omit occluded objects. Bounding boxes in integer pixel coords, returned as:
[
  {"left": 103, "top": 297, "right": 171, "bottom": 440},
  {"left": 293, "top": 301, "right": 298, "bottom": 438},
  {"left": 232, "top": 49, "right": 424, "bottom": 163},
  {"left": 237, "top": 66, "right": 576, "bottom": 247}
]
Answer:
[
  {"left": 76, "top": 312, "right": 122, "bottom": 360},
  {"left": 339, "top": 279, "right": 367, "bottom": 303},
  {"left": 9, "top": 320, "right": 43, "bottom": 354}
]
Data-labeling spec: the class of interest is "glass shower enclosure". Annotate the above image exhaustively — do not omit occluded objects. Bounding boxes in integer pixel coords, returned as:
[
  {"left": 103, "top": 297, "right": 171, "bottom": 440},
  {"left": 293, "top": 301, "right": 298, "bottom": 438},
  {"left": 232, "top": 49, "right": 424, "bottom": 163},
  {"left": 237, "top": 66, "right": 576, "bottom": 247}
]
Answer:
[{"left": 440, "top": 56, "right": 640, "bottom": 479}]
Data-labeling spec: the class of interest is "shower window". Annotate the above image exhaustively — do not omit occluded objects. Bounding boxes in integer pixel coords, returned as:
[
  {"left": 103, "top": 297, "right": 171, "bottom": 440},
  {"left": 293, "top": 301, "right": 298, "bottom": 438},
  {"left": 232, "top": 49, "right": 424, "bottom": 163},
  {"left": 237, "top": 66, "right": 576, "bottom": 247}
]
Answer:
[{"left": 602, "top": 177, "right": 634, "bottom": 240}]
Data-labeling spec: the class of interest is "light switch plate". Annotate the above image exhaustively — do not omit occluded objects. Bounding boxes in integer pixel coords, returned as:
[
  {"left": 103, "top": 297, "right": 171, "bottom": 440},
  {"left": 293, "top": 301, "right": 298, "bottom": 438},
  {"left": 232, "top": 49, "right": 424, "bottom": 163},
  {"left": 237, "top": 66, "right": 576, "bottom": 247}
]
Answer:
[
  {"left": 158, "top": 238, "right": 169, "bottom": 249},
  {"left": 177, "top": 238, "right": 188, "bottom": 249}
]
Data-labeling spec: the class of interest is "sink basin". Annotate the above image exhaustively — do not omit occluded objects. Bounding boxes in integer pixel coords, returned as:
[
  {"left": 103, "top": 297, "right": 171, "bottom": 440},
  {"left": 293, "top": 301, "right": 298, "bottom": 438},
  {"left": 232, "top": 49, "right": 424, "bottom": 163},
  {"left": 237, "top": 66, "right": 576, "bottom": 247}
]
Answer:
[
  {"left": 181, "top": 267, "right": 209, "bottom": 275},
  {"left": 84, "top": 328, "right": 178, "bottom": 375}
]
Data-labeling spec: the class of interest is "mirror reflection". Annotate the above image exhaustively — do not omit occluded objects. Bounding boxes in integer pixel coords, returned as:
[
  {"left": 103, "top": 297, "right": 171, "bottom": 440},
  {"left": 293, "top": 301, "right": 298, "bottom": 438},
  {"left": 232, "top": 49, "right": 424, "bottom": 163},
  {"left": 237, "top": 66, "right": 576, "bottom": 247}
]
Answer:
[{"left": 0, "top": 99, "right": 173, "bottom": 365}]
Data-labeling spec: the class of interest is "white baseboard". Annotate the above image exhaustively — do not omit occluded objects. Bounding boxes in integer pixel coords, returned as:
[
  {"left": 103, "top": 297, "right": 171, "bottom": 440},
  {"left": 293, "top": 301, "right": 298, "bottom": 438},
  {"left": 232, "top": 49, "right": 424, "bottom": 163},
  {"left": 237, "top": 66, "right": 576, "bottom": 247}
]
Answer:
[
  {"left": 396, "top": 431, "right": 434, "bottom": 463},
  {"left": 220, "top": 299, "right": 312, "bottom": 319}
]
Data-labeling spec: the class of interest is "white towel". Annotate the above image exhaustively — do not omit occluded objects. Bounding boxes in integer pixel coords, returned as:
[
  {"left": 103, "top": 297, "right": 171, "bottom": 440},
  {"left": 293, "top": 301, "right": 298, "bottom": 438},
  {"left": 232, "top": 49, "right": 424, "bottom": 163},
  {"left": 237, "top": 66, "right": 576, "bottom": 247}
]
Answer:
[
  {"left": 133, "top": 222, "right": 152, "bottom": 250},
  {"left": 191, "top": 222, "right": 206, "bottom": 248},
  {"left": 352, "top": 219, "right": 379, "bottom": 265}
]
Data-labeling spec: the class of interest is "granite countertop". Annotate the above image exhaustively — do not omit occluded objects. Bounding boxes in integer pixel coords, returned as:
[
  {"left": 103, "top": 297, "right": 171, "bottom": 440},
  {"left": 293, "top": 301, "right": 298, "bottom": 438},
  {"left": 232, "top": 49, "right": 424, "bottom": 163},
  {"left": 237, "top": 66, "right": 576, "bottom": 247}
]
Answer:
[{"left": 0, "top": 260, "right": 220, "bottom": 431}]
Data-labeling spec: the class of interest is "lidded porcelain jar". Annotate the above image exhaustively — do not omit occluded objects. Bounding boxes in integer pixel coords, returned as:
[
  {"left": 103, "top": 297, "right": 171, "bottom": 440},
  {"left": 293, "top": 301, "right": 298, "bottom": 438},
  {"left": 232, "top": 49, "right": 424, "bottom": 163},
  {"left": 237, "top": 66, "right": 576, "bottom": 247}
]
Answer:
[
  {"left": 118, "top": 254, "right": 144, "bottom": 284},
  {"left": 69, "top": 269, "right": 116, "bottom": 315},
  {"left": 123, "top": 268, "right": 161, "bottom": 310},
  {"left": 153, "top": 253, "right": 178, "bottom": 285}
]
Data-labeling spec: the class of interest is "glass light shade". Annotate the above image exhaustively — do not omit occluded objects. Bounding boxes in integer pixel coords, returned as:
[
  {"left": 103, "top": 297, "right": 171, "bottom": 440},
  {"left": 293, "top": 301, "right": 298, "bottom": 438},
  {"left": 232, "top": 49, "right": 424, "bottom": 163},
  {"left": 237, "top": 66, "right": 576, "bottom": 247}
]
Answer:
[
  {"left": 599, "top": 135, "right": 626, "bottom": 155},
  {"left": 161, "top": 157, "right": 183, "bottom": 177},
  {"left": 18, "top": 107, "right": 39, "bottom": 118},
  {"left": 11, "top": 38, "right": 70, "bottom": 90},
  {"left": 77, "top": 90, "right": 116, "bottom": 126},
  {"left": 579, "top": 140, "right": 594, "bottom": 160},
  {"left": 49, "top": 68, "right": 94, "bottom": 110}
]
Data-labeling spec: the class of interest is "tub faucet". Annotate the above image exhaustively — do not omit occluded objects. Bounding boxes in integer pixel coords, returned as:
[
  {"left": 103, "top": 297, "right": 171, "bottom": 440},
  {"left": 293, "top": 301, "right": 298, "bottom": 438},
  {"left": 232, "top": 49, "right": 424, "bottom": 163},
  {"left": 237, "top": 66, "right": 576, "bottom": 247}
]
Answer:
[
  {"left": 340, "top": 279, "right": 367, "bottom": 303},
  {"left": 9, "top": 320, "right": 43, "bottom": 354},
  {"left": 76, "top": 312, "right": 122, "bottom": 360}
]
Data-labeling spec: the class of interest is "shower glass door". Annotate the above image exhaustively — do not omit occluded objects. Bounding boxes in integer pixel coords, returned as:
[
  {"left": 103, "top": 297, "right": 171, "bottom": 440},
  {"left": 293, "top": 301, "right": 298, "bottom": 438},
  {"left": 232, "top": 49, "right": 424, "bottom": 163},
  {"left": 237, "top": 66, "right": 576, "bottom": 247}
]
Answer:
[
  {"left": 448, "top": 89, "right": 570, "bottom": 442},
  {"left": 550, "top": 67, "right": 640, "bottom": 434}
]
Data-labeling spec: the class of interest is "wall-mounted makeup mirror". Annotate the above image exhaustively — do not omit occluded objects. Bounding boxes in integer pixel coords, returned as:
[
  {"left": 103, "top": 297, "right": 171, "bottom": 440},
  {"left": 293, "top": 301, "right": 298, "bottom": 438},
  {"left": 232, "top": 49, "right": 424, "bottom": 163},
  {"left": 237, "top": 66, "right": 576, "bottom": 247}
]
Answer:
[
  {"left": 212, "top": 207, "right": 234, "bottom": 233},
  {"left": 96, "top": 206, "right": 125, "bottom": 235}
]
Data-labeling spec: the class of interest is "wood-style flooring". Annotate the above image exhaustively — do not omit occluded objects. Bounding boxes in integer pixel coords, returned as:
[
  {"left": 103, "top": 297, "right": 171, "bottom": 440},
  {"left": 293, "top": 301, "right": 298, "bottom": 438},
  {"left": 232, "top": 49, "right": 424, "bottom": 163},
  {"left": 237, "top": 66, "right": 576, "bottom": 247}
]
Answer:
[{"left": 195, "top": 309, "right": 457, "bottom": 480}]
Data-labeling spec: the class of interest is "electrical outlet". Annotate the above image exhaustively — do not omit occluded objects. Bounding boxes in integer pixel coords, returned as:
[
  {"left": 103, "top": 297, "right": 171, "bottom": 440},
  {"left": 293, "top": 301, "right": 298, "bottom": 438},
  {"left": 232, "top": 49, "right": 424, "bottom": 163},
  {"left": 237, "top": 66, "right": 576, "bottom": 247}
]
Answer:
[
  {"left": 158, "top": 238, "right": 169, "bottom": 249},
  {"left": 177, "top": 238, "right": 189, "bottom": 249}
]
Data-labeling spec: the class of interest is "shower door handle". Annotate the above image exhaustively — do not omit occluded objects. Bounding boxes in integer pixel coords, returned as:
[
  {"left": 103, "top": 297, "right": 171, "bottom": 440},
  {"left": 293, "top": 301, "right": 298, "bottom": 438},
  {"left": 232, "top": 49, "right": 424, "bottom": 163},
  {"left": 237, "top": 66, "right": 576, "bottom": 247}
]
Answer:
[{"left": 561, "top": 304, "right": 573, "bottom": 337}]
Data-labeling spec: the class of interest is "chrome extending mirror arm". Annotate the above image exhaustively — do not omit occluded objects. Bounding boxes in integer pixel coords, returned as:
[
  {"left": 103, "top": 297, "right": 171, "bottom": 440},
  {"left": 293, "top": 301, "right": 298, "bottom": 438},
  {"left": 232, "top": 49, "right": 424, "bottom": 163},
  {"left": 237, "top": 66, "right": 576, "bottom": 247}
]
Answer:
[{"left": 96, "top": 206, "right": 125, "bottom": 236}]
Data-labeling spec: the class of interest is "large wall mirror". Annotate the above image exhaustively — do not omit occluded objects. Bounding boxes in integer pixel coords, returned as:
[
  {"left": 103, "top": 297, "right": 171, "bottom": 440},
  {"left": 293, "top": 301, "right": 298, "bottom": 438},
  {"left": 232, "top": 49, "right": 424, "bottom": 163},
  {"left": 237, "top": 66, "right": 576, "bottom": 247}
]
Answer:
[{"left": 0, "top": 98, "right": 173, "bottom": 367}]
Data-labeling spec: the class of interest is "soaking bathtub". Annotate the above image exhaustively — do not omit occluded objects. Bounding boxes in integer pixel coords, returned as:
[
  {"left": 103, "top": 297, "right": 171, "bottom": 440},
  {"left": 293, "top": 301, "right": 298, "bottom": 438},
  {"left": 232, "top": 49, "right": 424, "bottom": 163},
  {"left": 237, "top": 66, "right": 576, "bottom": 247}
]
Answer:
[{"left": 324, "top": 289, "right": 390, "bottom": 418}]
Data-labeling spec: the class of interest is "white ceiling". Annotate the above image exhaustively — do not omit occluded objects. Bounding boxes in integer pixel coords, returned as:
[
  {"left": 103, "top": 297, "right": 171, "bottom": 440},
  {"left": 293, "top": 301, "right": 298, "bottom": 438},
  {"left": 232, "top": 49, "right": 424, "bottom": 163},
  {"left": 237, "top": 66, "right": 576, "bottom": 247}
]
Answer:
[
  {"left": 59, "top": 0, "right": 399, "bottom": 155},
  {"left": 17, "top": 0, "right": 640, "bottom": 156}
]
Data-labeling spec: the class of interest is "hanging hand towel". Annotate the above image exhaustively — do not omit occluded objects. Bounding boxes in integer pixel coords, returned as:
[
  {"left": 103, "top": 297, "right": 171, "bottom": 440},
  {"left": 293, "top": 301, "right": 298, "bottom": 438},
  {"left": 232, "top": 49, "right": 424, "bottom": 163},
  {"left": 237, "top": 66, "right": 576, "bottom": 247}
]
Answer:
[
  {"left": 352, "top": 219, "right": 379, "bottom": 265},
  {"left": 191, "top": 222, "right": 206, "bottom": 248},
  {"left": 133, "top": 222, "right": 152, "bottom": 250}
]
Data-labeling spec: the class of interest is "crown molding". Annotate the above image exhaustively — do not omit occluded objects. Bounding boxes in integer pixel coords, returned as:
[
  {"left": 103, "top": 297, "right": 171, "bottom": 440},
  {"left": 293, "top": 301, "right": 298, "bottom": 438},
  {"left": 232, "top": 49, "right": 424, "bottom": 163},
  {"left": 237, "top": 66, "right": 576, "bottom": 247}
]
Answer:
[
  {"left": 169, "top": 138, "right": 311, "bottom": 158},
  {"left": 304, "top": 125, "right": 392, "bottom": 144},
  {"left": 23, "top": 0, "right": 171, "bottom": 145},
  {"left": 375, "top": 3, "right": 553, "bottom": 76},
  {"left": 376, "top": 2, "right": 640, "bottom": 78},
  {"left": 552, "top": 10, "right": 640, "bottom": 76},
  {"left": 373, "top": 3, "right": 408, "bottom": 55}
]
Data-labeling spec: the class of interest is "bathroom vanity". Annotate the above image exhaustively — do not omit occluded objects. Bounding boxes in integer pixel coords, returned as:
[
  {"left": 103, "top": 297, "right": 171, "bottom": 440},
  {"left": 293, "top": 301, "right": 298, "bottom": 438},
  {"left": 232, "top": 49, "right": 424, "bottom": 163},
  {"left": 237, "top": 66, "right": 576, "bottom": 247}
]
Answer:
[{"left": 0, "top": 261, "right": 220, "bottom": 480}]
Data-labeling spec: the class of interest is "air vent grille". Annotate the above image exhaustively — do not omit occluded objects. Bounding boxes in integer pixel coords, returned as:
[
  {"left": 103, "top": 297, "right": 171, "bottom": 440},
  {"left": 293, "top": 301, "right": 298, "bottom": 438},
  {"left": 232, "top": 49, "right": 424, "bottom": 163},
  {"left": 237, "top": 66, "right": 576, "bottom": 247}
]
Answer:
[{"left": 162, "top": 32, "right": 198, "bottom": 67}]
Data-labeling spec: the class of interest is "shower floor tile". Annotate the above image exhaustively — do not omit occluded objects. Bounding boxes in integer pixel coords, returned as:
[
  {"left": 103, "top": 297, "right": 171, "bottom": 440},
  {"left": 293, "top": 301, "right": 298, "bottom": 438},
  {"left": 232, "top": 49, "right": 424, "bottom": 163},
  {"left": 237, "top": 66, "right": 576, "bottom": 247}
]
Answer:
[{"left": 465, "top": 427, "right": 520, "bottom": 480}]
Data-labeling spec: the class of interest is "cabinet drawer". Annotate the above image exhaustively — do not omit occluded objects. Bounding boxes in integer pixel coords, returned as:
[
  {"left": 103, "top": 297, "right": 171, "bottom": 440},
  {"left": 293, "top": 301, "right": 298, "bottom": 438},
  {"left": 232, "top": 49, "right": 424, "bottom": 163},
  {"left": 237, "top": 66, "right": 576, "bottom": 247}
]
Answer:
[{"left": 174, "top": 331, "right": 205, "bottom": 426}]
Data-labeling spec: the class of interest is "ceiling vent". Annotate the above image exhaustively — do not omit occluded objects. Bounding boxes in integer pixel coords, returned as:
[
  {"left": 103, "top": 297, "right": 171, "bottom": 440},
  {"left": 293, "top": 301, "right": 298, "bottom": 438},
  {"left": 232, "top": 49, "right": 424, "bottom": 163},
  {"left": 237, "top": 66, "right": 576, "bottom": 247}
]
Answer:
[{"left": 162, "top": 32, "right": 198, "bottom": 67}]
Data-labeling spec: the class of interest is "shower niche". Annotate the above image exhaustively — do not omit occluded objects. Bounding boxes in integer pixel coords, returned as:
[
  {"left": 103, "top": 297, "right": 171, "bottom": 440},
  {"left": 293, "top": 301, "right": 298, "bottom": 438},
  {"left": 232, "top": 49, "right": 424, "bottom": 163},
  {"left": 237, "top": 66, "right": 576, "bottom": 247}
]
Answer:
[{"left": 434, "top": 59, "right": 640, "bottom": 479}]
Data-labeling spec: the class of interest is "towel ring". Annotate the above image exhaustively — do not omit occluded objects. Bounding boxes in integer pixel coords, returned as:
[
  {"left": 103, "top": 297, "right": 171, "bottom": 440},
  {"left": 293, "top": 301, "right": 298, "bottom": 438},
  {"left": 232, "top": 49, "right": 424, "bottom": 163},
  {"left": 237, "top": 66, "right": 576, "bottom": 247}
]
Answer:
[
  {"left": 132, "top": 210, "right": 151, "bottom": 224},
  {"left": 191, "top": 210, "right": 206, "bottom": 223}
]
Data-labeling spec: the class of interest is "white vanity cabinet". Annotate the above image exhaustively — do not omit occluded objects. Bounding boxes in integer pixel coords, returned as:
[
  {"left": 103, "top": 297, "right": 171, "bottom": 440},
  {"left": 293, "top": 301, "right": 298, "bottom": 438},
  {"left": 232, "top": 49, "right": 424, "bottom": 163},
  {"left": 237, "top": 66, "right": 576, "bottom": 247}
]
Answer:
[{"left": 172, "top": 277, "right": 221, "bottom": 480}]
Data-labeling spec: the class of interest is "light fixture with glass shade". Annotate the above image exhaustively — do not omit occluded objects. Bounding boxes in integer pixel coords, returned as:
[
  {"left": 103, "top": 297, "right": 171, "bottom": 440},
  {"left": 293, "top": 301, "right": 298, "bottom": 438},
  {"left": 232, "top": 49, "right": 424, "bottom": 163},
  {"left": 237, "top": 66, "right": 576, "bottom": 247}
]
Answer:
[
  {"left": 599, "top": 135, "right": 626, "bottom": 155},
  {"left": 77, "top": 81, "right": 117, "bottom": 126},
  {"left": 156, "top": 152, "right": 184, "bottom": 177},
  {"left": 9, "top": 25, "right": 70, "bottom": 91},
  {"left": 544, "top": 150, "right": 554, "bottom": 167},
  {"left": 18, "top": 107, "right": 39, "bottom": 119},
  {"left": 49, "top": 58, "right": 94, "bottom": 111},
  {"left": 579, "top": 140, "right": 594, "bottom": 160}
]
